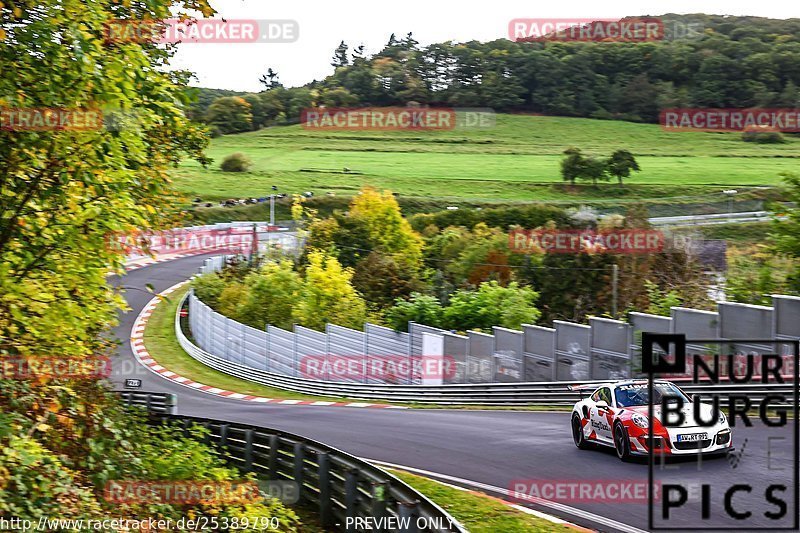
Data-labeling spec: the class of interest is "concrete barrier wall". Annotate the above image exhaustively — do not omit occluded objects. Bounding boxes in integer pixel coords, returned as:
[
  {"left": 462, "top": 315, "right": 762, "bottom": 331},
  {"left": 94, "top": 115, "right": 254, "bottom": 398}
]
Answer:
[
  {"left": 671, "top": 307, "right": 719, "bottom": 354},
  {"left": 719, "top": 302, "right": 774, "bottom": 354},
  {"left": 523, "top": 324, "right": 556, "bottom": 382},
  {"left": 187, "top": 258, "right": 800, "bottom": 383},
  {"left": 589, "top": 317, "right": 632, "bottom": 380},
  {"left": 467, "top": 330, "right": 494, "bottom": 383},
  {"left": 493, "top": 327, "right": 524, "bottom": 382},
  {"left": 554, "top": 321, "right": 591, "bottom": 381},
  {"left": 443, "top": 332, "right": 468, "bottom": 384}
]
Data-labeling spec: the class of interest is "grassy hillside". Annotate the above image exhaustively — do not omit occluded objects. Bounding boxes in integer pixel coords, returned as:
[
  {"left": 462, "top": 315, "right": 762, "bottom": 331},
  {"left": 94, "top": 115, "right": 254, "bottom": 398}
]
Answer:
[{"left": 174, "top": 114, "right": 798, "bottom": 203}]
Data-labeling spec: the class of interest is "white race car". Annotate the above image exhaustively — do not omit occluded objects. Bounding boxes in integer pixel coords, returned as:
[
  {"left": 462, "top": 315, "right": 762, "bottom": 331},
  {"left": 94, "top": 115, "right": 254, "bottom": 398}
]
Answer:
[{"left": 570, "top": 380, "right": 733, "bottom": 460}]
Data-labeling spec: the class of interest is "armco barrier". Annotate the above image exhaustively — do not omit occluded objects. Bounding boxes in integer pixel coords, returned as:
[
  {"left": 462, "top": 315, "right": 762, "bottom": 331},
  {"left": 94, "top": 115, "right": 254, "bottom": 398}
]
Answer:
[
  {"left": 118, "top": 390, "right": 177, "bottom": 414},
  {"left": 175, "top": 291, "right": 796, "bottom": 406},
  {"left": 118, "top": 392, "right": 465, "bottom": 532}
]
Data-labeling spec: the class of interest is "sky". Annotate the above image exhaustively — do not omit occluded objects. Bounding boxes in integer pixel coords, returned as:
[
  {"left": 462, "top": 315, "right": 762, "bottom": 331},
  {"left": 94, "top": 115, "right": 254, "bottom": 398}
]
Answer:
[{"left": 169, "top": 0, "right": 800, "bottom": 92}]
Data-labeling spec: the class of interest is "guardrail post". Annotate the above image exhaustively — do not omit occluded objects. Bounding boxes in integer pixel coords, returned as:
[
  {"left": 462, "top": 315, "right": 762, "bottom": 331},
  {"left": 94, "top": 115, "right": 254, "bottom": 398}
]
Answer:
[
  {"left": 165, "top": 393, "right": 177, "bottom": 415},
  {"left": 398, "top": 501, "right": 420, "bottom": 533},
  {"left": 268, "top": 435, "right": 279, "bottom": 479},
  {"left": 202, "top": 421, "right": 212, "bottom": 445},
  {"left": 371, "top": 481, "right": 388, "bottom": 532},
  {"left": 219, "top": 424, "right": 229, "bottom": 453},
  {"left": 345, "top": 469, "right": 359, "bottom": 529},
  {"left": 317, "top": 452, "right": 333, "bottom": 527},
  {"left": 292, "top": 442, "right": 305, "bottom": 499},
  {"left": 243, "top": 429, "right": 254, "bottom": 472}
]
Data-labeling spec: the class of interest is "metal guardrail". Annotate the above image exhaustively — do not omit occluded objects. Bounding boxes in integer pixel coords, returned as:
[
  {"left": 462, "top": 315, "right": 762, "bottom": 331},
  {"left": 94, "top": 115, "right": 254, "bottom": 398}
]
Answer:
[
  {"left": 649, "top": 211, "right": 777, "bottom": 227},
  {"left": 118, "top": 390, "right": 177, "bottom": 413},
  {"left": 117, "top": 392, "right": 465, "bottom": 532},
  {"left": 174, "top": 292, "right": 797, "bottom": 406}
]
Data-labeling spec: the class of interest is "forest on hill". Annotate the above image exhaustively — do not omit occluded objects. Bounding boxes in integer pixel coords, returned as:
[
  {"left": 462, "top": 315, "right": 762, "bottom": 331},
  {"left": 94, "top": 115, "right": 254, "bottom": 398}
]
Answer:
[{"left": 189, "top": 14, "right": 800, "bottom": 132}]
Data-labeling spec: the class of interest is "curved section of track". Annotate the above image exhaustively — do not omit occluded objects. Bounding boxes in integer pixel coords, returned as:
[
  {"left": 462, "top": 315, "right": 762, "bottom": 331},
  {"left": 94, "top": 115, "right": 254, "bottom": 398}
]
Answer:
[{"left": 111, "top": 255, "right": 790, "bottom": 532}]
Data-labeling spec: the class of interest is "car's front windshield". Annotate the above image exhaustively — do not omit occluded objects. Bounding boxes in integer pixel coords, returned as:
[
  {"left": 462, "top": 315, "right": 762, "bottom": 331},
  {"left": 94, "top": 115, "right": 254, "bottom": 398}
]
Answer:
[{"left": 614, "top": 382, "right": 689, "bottom": 407}]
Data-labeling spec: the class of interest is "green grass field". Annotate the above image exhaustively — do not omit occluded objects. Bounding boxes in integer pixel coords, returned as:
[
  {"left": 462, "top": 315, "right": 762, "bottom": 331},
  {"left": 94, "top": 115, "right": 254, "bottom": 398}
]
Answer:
[
  {"left": 388, "top": 469, "right": 571, "bottom": 532},
  {"left": 174, "top": 113, "right": 798, "bottom": 203}
]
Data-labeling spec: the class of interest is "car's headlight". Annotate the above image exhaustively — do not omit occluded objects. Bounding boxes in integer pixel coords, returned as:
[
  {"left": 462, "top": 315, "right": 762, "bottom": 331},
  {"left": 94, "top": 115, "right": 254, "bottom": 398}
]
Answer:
[
  {"left": 632, "top": 413, "right": 649, "bottom": 428},
  {"left": 718, "top": 411, "right": 726, "bottom": 424}
]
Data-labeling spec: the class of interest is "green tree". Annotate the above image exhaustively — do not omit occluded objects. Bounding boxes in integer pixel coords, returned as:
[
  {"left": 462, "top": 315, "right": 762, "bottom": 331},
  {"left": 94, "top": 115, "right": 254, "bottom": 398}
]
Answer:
[
  {"left": 220, "top": 152, "right": 253, "bottom": 172},
  {"left": 293, "top": 250, "right": 366, "bottom": 330},
  {"left": 192, "top": 273, "right": 227, "bottom": 308},
  {"left": 259, "top": 67, "right": 282, "bottom": 90},
  {"left": 427, "top": 223, "right": 514, "bottom": 288},
  {"left": 304, "top": 215, "right": 371, "bottom": 268},
  {"left": 606, "top": 149, "right": 641, "bottom": 186},
  {"left": 560, "top": 147, "right": 584, "bottom": 185},
  {"left": 580, "top": 156, "right": 609, "bottom": 186},
  {"left": 331, "top": 40, "right": 350, "bottom": 68},
  {"left": 518, "top": 253, "right": 616, "bottom": 323},
  {"left": 259, "top": 89, "right": 286, "bottom": 124},
  {"left": 319, "top": 87, "right": 359, "bottom": 107},
  {"left": 349, "top": 187, "right": 424, "bottom": 270},
  {"left": 442, "top": 281, "right": 541, "bottom": 332},
  {"left": 0, "top": 0, "right": 298, "bottom": 527},
  {"left": 352, "top": 251, "right": 425, "bottom": 310},
  {"left": 779, "top": 81, "right": 800, "bottom": 107},
  {"left": 239, "top": 260, "right": 304, "bottom": 329},
  {"left": 243, "top": 93, "right": 269, "bottom": 129},
  {"left": 282, "top": 87, "right": 314, "bottom": 122},
  {"left": 644, "top": 279, "right": 683, "bottom": 316},
  {"left": 217, "top": 281, "right": 249, "bottom": 322},
  {"left": 384, "top": 293, "right": 445, "bottom": 331},
  {"left": 205, "top": 96, "right": 253, "bottom": 134},
  {"left": 771, "top": 173, "right": 800, "bottom": 291}
]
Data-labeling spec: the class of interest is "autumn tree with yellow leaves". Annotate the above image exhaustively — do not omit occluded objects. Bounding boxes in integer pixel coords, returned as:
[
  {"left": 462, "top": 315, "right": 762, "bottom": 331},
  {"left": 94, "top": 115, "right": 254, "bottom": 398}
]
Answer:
[{"left": 0, "top": 0, "right": 300, "bottom": 528}]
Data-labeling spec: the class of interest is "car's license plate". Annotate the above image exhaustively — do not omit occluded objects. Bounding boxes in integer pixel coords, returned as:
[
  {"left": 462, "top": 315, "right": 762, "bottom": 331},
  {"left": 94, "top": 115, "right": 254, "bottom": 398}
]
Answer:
[{"left": 677, "top": 433, "right": 708, "bottom": 442}]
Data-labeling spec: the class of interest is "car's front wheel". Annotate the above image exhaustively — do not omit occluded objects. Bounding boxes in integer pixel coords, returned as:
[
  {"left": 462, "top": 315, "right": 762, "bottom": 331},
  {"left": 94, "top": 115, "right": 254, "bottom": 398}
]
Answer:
[
  {"left": 614, "top": 421, "right": 632, "bottom": 461},
  {"left": 572, "top": 413, "right": 590, "bottom": 449}
]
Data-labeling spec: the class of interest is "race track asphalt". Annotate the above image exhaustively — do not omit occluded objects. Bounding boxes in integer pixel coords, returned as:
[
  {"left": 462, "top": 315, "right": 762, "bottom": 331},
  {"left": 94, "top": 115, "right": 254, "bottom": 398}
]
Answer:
[{"left": 110, "top": 255, "right": 799, "bottom": 532}]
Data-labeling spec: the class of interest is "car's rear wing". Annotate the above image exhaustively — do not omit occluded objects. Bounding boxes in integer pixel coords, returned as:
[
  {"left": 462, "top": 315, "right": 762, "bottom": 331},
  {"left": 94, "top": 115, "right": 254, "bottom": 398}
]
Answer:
[{"left": 568, "top": 382, "right": 612, "bottom": 398}]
